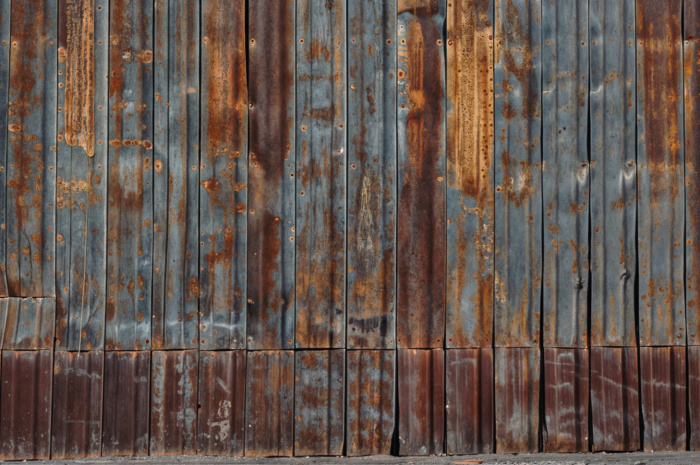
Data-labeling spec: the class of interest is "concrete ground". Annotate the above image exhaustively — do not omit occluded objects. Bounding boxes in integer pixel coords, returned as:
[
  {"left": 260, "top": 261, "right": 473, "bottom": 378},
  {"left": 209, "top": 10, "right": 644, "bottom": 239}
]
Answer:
[{"left": 9, "top": 452, "right": 700, "bottom": 465}]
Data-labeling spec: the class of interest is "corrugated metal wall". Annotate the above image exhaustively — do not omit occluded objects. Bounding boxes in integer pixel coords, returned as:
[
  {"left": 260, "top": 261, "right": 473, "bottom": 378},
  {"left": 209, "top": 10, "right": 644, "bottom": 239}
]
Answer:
[{"left": 0, "top": 0, "right": 698, "bottom": 459}]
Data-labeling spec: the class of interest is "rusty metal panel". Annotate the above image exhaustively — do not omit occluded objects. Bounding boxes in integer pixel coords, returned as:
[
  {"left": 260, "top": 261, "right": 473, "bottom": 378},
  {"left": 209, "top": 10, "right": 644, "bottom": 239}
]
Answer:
[
  {"left": 51, "top": 351, "right": 104, "bottom": 459},
  {"left": 105, "top": 0, "right": 153, "bottom": 352},
  {"left": 590, "top": 346, "right": 640, "bottom": 451},
  {"left": 246, "top": 0, "right": 295, "bottom": 351},
  {"left": 346, "top": 0, "right": 397, "bottom": 350},
  {"left": 640, "top": 346, "right": 687, "bottom": 451},
  {"left": 346, "top": 350, "right": 395, "bottom": 456},
  {"left": 541, "top": 0, "right": 589, "bottom": 348},
  {"left": 102, "top": 351, "right": 150, "bottom": 456},
  {"left": 446, "top": 348, "right": 494, "bottom": 454},
  {"left": 636, "top": 0, "right": 684, "bottom": 346},
  {"left": 153, "top": 0, "right": 200, "bottom": 350},
  {"left": 245, "top": 350, "right": 294, "bottom": 457},
  {"left": 6, "top": 0, "right": 57, "bottom": 298},
  {"left": 397, "top": 349, "right": 444, "bottom": 456},
  {"left": 0, "top": 0, "right": 10, "bottom": 297},
  {"left": 493, "top": 0, "right": 542, "bottom": 348},
  {"left": 589, "top": 0, "right": 637, "bottom": 347},
  {"left": 199, "top": 0, "right": 247, "bottom": 350},
  {"left": 543, "top": 348, "right": 589, "bottom": 452},
  {"left": 294, "top": 350, "right": 345, "bottom": 456},
  {"left": 1, "top": 297, "right": 54, "bottom": 349},
  {"left": 197, "top": 350, "right": 245, "bottom": 456},
  {"left": 495, "top": 347, "right": 540, "bottom": 453},
  {"left": 689, "top": 346, "right": 700, "bottom": 450},
  {"left": 0, "top": 350, "right": 52, "bottom": 460},
  {"left": 150, "top": 350, "right": 198, "bottom": 455},
  {"left": 445, "top": 0, "right": 494, "bottom": 349},
  {"left": 396, "top": 0, "right": 446, "bottom": 349},
  {"left": 295, "top": 0, "right": 346, "bottom": 349}
]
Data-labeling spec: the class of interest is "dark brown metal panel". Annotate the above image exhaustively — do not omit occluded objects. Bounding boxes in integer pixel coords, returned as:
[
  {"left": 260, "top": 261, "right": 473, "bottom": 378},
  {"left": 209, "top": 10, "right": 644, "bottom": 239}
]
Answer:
[
  {"left": 247, "top": 0, "right": 296, "bottom": 351},
  {"left": 590, "top": 347, "right": 640, "bottom": 451},
  {"left": 396, "top": 0, "right": 446, "bottom": 349},
  {"left": 2, "top": 297, "right": 54, "bottom": 349},
  {"left": 196, "top": 350, "right": 246, "bottom": 456},
  {"left": 102, "top": 351, "right": 150, "bottom": 456},
  {"left": 199, "top": 0, "right": 247, "bottom": 350},
  {"left": 294, "top": 350, "right": 345, "bottom": 456},
  {"left": 245, "top": 350, "right": 294, "bottom": 457},
  {"left": 397, "top": 349, "right": 445, "bottom": 456},
  {"left": 636, "top": 0, "right": 685, "bottom": 347},
  {"left": 445, "top": 0, "right": 494, "bottom": 350},
  {"left": 689, "top": 346, "right": 700, "bottom": 450},
  {"left": 640, "top": 346, "right": 687, "bottom": 451},
  {"left": 51, "top": 351, "right": 104, "bottom": 459},
  {"left": 150, "top": 350, "right": 198, "bottom": 455},
  {"left": 346, "top": 350, "right": 395, "bottom": 456},
  {"left": 446, "top": 348, "right": 494, "bottom": 454},
  {"left": 543, "top": 348, "right": 589, "bottom": 452},
  {"left": 495, "top": 347, "right": 540, "bottom": 453},
  {"left": 0, "top": 350, "right": 52, "bottom": 460}
]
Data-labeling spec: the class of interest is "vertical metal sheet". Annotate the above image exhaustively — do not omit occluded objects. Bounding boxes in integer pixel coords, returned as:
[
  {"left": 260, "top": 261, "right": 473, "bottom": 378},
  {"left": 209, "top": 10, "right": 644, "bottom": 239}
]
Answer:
[
  {"left": 51, "top": 351, "right": 104, "bottom": 459},
  {"left": 397, "top": 349, "right": 445, "bottom": 456},
  {"left": 1, "top": 297, "right": 54, "bottom": 349},
  {"left": 295, "top": 0, "right": 347, "bottom": 349},
  {"left": 396, "top": 0, "right": 446, "bottom": 349},
  {"left": 294, "top": 350, "right": 345, "bottom": 456},
  {"left": 640, "top": 346, "right": 687, "bottom": 451},
  {"left": 346, "top": 0, "right": 397, "bottom": 350},
  {"left": 636, "top": 0, "right": 684, "bottom": 347},
  {"left": 445, "top": 0, "right": 494, "bottom": 349},
  {"left": 590, "top": 346, "right": 640, "bottom": 451},
  {"left": 245, "top": 350, "right": 294, "bottom": 457},
  {"left": 102, "top": 351, "right": 150, "bottom": 456},
  {"left": 495, "top": 347, "right": 540, "bottom": 453},
  {"left": 541, "top": 0, "right": 589, "bottom": 348},
  {"left": 6, "top": 0, "right": 56, "bottom": 297},
  {"left": 246, "top": 0, "right": 296, "bottom": 351},
  {"left": 0, "top": 350, "right": 52, "bottom": 460},
  {"left": 689, "top": 346, "right": 700, "bottom": 450},
  {"left": 543, "top": 348, "right": 589, "bottom": 452},
  {"left": 0, "top": 0, "right": 10, "bottom": 297},
  {"left": 196, "top": 350, "right": 246, "bottom": 456},
  {"left": 346, "top": 350, "right": 395, "bottom": 456},
  {"left": 446, "top": 348, "right": 494, "bottom": 454},
  {"left": 589, "top": 0, "right": 637, "bottom": 347},
  {"left": 493, "top": 0, "right": 542, "bottom": 348},
  {"left": 154, "top": 0, "right": 200, "bottom": 349},
  {"left": 199, "top": 0, "right": 247, "bottom": 350}
]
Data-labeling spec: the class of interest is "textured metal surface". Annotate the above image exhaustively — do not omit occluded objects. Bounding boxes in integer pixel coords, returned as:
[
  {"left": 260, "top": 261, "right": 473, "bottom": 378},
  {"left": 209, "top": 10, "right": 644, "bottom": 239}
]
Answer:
[
  {"left": 51, "top": 351, "right": 103, "bottom": 459},
  {"left": 589, "top": 0, "right": 637, "bottom": 347},
  {"left": 295, "top": 0, "right": 346, "bottom": 349},
  {"left": 346, "top": 350, "right": 395, "bottom": 456},
  {"left": 6, "top": 0, "right": 56, "bottom": 298},
  {"left": 543, "top": 348, "right": 589, "bottom": 452},
  {"left": 493, "top": 0, "right": 542, "bottom": 348},
  {"left": 636, "top": 0, "right": 684, "bottom": 347},
  {"left": 150, "top": 350, "right": 198, "bottom": 455},
  {"left": 445, "top": 0, "right": 494, "bottom": 349},
  {"left": 446, "top": 348, "right": 494, "bottom": 454},
  {"left": 397, "top": 349, "right": 444, "bottom": 456},
  {"left": 495, "top": 348, "right": 540, "bottom": 453},
  {"left": 0, "top": 350, "right": 52, "bottom": 460},
  {"left": 0, "top": 0, "right": 9, "bottom": 297},
  {"left": 541, "top": 0, "right": 589, "bottom": 348},
  {"left": 294, "top": 350, "right": 345, "bottom": 456},
  {"left": 197, "top": 350, "right": 246, "bottom": 456},
  {"left": 102, "top": 351, "right": 150, "bottom": 457},
  {"left": 245, "top": 350, "right": 294, "bottom": 457},
  {"left": 640, "top": 346, "right": 687, "bottom": 452},
  {"left": 246, "top": 0, "right": 296, "bottom": 351},
  {"left": 1, "top": 297, "right": 54, "bottom": 349},
  {"left": 396, "top": 0, "right": 446, "bottom": 349},
  {"left": 199, "top": 0, "right": 247, "bottom": 350},
  {"left": 689, "top": 346, "right": 700, "bottom": 450},
  {"left": 590, "top": 347, "right": 640, "bottom": 452}
]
